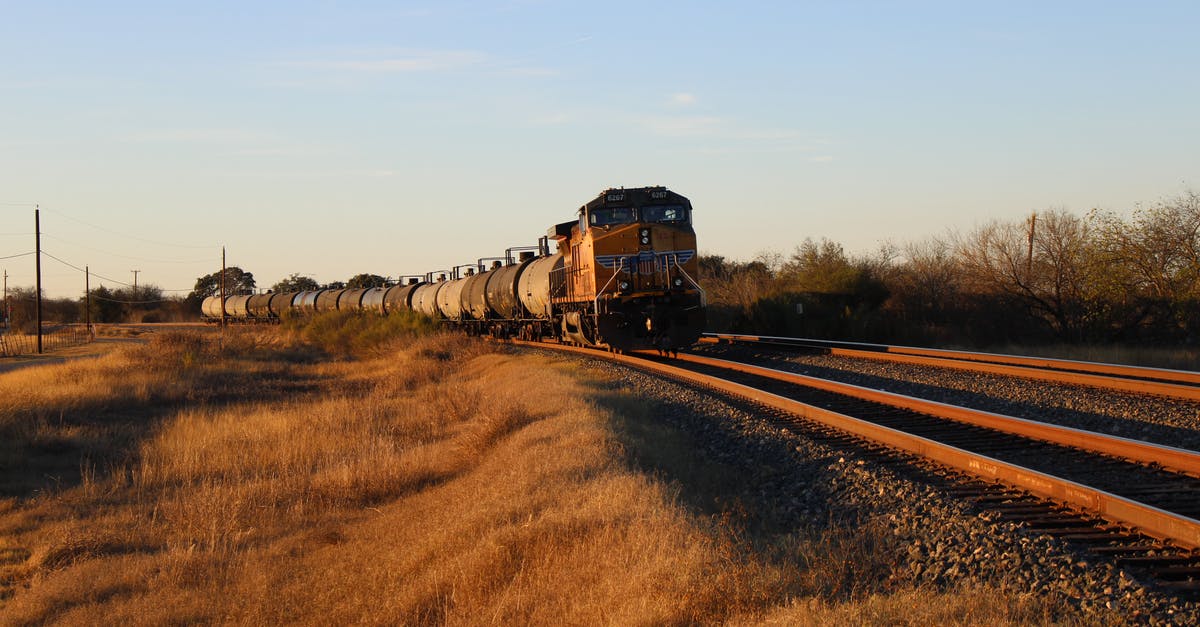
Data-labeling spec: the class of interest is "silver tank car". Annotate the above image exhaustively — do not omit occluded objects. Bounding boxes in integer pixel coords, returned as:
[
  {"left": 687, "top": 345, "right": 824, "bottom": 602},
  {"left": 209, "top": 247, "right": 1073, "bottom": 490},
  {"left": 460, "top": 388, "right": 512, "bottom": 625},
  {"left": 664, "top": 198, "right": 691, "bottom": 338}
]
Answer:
[
  {"left": 485, "top": 257, "right": 535, "bottom": 319},
  {"left": 517, "top": 254, "right": 563, "bottom": 319},
  {"left": 412, "top": 281, "right": 445, "bottom": 319},
  {"left": 383, "top": 283, "right": 422, "bottom": 313},
  {"left": 315, "top": 289, "right": 345, "bottom": 312},
  {"left": 247, "top": 293, "right": 273, "bottom": 319},
  {"left": 361, "top": 287, "right": 387, "bottom": 314},
  {"left": 437, "top": 277, "right": 470, "bottom": 320},
  {"left": 461, "top": 270, "right": 492, "bottom": 320},
  {"left": 225, "top": 294, "right": 252, "bottom": 319},
  {"left": 295, "top": 290, "right": 321, "bottom": 314},
  {"left": 338, "top": 288, "right": 370, "bottom": 311},
  {"left": 269, "top": 291, "right": 298, "bottom": 317},
  {"left": 201, "top": 296, "right": 224, "bottom": 319}
]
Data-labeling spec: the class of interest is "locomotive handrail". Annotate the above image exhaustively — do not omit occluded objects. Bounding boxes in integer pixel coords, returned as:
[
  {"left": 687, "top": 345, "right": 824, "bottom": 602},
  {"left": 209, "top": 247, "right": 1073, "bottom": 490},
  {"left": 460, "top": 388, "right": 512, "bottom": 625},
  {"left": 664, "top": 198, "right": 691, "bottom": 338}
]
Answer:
[
  {"left": 672, "top": 257, "right": 706, "bottom": 307},
  {"left": 594, "top": 257, "right": 629, "bottom": 313}
]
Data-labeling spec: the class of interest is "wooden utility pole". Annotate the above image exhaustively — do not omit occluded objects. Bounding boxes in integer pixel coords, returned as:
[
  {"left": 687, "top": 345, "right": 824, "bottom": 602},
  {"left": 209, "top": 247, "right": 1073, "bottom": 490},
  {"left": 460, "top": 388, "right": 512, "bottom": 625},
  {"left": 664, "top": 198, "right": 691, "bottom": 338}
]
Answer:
[
  {"left": 1026, "top": 212, "right": 1037, "bottom": 281},
  {"left": 220, "top": 247, "right": 227, "bottom": 328},
  {"left": 35, "top": 207, "right": 43, "bottom": 354},
  {"left": 131, "top": 269, "right": 140, "bottom": 298},
  {"left": 2, "top": 269, "right": 7, "bottom": 331},
  {"left": 85, "top": 266, "right": 92, "bottom": 335}
]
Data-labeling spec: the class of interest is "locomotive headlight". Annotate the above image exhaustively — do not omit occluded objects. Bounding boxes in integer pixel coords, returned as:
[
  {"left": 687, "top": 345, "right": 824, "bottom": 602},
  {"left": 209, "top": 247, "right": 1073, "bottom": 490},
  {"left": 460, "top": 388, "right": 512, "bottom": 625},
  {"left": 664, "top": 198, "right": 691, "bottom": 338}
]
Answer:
[
  {"left": 619, "top": 281, "right": 630, "bottom": 291},
  {"left": 639, "top": 228, "right": 650, "bottom": 245},
  {"left": 673, "top": 278, "right": 684, "bottom": 287}
]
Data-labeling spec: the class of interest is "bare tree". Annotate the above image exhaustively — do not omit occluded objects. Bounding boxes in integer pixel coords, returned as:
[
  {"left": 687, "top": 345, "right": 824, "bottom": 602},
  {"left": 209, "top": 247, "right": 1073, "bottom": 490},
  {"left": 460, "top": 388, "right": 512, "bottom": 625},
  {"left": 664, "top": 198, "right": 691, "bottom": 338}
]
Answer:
[
  {"left": 956, "top": 210, "right": 1096, "bottom": 340},
  {"left": 890, "top": 236, "right": 962, "bottom": 321}
]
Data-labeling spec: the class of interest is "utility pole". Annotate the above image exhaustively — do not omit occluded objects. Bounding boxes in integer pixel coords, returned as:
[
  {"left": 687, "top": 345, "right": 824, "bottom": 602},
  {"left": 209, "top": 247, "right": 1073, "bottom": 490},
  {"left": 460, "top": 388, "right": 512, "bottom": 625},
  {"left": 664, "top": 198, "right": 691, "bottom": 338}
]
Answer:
[
  {"left": 2, "top": 269, "right": 7, "bottom": 332},
  {"left": 1026, "top": 212, "right": 1037, "bottom": 282},
  {"left": 35, "top": 207, "right": 43, "bottom": 354},
  {"left": 131, "top": 269, "right": 140, "bottom": 298},
  {"left": 220, "top": 247, "right": 227, "bottom": 328},
  {"left": 85, "top": 266, "right": 92, "bottom": 336}
]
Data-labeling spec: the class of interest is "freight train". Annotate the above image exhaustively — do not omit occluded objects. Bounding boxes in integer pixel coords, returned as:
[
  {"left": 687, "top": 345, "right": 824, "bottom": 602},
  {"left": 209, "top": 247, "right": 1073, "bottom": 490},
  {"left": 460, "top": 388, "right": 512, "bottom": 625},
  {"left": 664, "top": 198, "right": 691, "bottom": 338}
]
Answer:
[{"left": 201, "top": 186, "right": 706, "bottom": 352}]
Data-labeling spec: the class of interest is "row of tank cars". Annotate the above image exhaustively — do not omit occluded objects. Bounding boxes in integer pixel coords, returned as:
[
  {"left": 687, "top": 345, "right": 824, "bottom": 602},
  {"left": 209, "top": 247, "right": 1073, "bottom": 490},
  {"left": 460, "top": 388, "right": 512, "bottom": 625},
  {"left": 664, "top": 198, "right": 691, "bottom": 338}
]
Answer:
[
  {"left": 201, "top": 186, "right": 707, "bottom": 352},
  {"left": 200, "top": 248, "right": 552, "bottom": 333}
]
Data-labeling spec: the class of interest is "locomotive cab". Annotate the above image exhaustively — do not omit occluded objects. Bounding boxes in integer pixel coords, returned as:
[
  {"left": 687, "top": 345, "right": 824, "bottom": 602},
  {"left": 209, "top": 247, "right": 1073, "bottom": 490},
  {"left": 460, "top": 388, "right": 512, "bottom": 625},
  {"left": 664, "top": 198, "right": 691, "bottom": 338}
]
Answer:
[{"left": 551, "top": 186, "right": 706, "bottom": 351}]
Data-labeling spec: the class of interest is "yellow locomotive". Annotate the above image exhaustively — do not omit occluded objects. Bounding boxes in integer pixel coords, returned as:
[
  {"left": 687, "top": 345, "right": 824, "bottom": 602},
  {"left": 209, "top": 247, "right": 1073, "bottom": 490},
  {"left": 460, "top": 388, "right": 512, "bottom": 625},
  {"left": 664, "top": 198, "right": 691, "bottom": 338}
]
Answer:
[{"left": 546, "top": 186, "right": 706, "bottom": 351}]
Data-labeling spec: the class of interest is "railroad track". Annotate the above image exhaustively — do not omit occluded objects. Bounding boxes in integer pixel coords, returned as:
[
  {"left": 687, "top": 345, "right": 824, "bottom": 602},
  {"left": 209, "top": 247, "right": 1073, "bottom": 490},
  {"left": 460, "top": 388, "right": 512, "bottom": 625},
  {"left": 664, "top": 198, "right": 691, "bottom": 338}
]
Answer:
[
  {"left": 703, "top": 333, "right": 1200, "bottom": 401},
  {"left": 516, "top": 339, "right": 1200, "bottom": 592}
]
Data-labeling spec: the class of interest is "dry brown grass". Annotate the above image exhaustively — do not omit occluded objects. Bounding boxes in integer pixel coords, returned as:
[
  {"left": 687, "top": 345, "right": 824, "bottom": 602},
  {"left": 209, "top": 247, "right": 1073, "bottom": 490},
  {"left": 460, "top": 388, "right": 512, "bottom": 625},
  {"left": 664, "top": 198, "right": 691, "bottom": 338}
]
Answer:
[{"left": 0, "top": 326, "right": 1097, "bottom": 624}]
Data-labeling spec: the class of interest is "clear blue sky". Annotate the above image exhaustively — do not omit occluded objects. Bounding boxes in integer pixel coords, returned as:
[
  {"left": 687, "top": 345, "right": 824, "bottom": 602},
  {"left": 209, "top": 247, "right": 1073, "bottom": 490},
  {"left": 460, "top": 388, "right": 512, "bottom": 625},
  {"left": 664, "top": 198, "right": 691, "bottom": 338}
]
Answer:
[{"left": 3, "top": 1, "right": 1197, "bottom": 298}]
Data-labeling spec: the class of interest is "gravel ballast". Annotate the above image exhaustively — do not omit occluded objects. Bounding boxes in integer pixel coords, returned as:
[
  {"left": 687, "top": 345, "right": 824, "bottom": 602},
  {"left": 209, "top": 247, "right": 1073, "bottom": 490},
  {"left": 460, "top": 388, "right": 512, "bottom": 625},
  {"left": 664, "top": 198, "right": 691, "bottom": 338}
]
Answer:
[
  {"left": 691, "top": 344, "right": 1200, "bottom": 453},
  {"left": 548, "top": 349, "right": 1200, "bottom": 624}
]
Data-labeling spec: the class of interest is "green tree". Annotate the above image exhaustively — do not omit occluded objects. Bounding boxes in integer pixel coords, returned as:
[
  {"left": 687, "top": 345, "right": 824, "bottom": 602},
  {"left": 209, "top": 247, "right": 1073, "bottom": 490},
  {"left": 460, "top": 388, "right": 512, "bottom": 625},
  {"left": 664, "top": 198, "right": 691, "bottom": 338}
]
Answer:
[
  {"left": 5, "top": 287, "right": 37, "bottom": 332},
  {"left": 782, "top": 239, "right": 890, "bottom": 309},
  {"left": 271, "top": 273, "right": 320, "bottom": 292},
  {"left": 346, "top": 273, "right": 387, "bottom": 289},
  {"left": 1090, "top": 190, "right": 1200, "bottom": 339},
  {"left": 187, "top": 267, "right": 256, "bottom": 308},
  {"left": 85, "top": 285, "right": 129, "bottom": 323}
]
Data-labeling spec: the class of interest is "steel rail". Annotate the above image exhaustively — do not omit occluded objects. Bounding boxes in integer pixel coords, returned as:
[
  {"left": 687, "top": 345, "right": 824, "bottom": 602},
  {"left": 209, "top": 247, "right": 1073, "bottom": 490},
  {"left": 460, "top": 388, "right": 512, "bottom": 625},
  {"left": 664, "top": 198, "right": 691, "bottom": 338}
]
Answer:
[
  {"left": 515, "top": 340, "right": 1200, "bottom": 551},
  {"left": 664, "top": 351, "right": 1200, "bottom": 478},
  {"left": 703, "top": 333, "right": 1200, "bottom": 401}
]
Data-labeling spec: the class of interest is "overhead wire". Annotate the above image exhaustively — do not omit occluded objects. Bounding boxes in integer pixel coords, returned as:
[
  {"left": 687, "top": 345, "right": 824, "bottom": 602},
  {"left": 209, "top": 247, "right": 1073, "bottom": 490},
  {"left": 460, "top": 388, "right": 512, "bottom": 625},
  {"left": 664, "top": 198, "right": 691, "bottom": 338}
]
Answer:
[
  {"left": 41, "top": 250, "right": 194, "bottom": 292},
  {"left": 88, "top": 292, "right": 182, "bottom": 305},
  {"left": 40, "top": 207, "right": 215, "bottom": 249},
  {"left": 10, "top": 205, "right": 232, "bottom": 301},
  {"left": 42, "top": 234, "right": 215, "bottom": 264}
]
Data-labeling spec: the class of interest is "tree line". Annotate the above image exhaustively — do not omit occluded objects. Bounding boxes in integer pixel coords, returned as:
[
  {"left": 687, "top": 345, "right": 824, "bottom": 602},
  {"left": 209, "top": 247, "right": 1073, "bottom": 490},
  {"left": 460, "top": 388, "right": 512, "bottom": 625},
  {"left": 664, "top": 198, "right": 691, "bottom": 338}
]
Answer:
[
  {"left": 2, "top": 284, "right": 194, "bottom": 331},
  {"left": 0, "top": 271, "right": 393, "bottom": 331},
  {"left": 7, "top": 191, "right": 1197, "bottom": 347},
  {"left": 700, "top": 191, "right": 1200, "bottom": 347}
]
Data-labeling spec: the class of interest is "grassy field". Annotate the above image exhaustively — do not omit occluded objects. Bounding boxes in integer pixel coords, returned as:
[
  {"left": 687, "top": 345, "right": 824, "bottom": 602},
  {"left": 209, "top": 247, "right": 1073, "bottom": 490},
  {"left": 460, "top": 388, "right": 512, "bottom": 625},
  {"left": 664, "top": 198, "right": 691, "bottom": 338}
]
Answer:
[{"left": 0, "top": 318, "right": 1087, "bottom": 624}]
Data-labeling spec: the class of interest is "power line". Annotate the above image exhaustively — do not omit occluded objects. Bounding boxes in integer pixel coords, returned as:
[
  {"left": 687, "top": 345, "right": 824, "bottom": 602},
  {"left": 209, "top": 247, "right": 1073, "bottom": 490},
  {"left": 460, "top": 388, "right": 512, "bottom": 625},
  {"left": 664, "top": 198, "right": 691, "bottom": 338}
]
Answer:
[
  {"left": 41, "top": 250, "right": 193, "bottom": 292},
  {"left": 89, "top": 292, "right": 182, "bottom": 305},
  {"left": 0, "top": 251, "right": 35, "bottom": 260},
  {"left": 40, "top": 207, "right": 214, "bottom": 249},
  {"left": 41, "top": 234, "right": 214, "bottom": 263}
]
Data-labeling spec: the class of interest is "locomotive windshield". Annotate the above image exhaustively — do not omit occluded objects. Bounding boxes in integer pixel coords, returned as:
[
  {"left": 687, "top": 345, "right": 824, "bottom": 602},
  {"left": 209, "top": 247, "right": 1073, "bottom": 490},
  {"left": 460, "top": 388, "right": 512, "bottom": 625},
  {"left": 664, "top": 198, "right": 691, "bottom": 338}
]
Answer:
[
  {"left": 589, "top": 207, "right": 635, "bottom": 226},
  {"left": 641, "top": 205, "right": 689, "bottom": 224}
]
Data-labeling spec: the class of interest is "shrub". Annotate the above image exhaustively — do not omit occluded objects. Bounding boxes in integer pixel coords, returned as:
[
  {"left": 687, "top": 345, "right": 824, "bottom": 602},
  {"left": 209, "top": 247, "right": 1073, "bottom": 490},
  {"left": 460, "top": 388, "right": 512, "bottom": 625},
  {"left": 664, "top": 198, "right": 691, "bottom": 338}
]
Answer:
[{"left": 282, "top": 310, "right": 438, "bottom": 356}]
